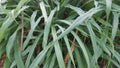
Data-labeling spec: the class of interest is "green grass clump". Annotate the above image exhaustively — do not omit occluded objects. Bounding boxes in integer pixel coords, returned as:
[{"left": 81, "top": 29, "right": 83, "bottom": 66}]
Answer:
[{"left": 0, "top": 0, "right": 120, "bottom": 68}]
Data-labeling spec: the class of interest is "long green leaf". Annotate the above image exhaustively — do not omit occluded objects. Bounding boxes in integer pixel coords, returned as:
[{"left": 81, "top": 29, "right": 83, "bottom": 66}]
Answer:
[
  {"left": 25, "top": 33, "right": 43, "bottom": 68},
  {"left": 111, "top": 12, "right": 119, "bottom": 40},
  {"left": 23, "top": 11, "right": 42, "bottom": 49},
  {"left": 42, "top": 8, "right": 56, "bottom": 48},
  {"left": 71, "top": 31, "right": 90, "bottom": 68},
  {"left": 52, "top": 26, "right": 65, "bottom": 68},
  {"left": 56, "top": 7, "right": 102, "bottom": 41},
  {"left": 14, "top": 40, "right": 25, "bottom": 68}
]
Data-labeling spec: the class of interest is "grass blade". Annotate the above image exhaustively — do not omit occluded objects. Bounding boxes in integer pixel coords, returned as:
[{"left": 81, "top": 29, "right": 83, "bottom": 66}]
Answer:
[
  {"left": 52, "top": 26, "right": 65, "bottom": 68},
  {"left": 57, "top": 7, "right": 102, "bottom": 41},
  {"left": 25, "top": 33, "right": 43, "bottom": 68},
  {"left": 42, "top": 8, "right": 56, "bottom": 48},
  {"left": 14, "top": 40, "right": 25, "bottom": 68},
  {"left": 23, "top": 11, "right": 42, "bottom": 49},
  {"left": 71, "top": 31, "right": 90, "bottom": 68},
  {"left": 106, "top": 0, "right": 112, "bottom": 20},
  {"left": 111, "top": 12, "right": 119, "bottom": 40},
  {"left": 39, "top": 2, "right": 48, "bottom": 22}
]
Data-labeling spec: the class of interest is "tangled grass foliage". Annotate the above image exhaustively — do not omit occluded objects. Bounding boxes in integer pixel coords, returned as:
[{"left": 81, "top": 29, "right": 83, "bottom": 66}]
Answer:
[{"left": 0, "top": 0, "right": 120, "bottom": 68}]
